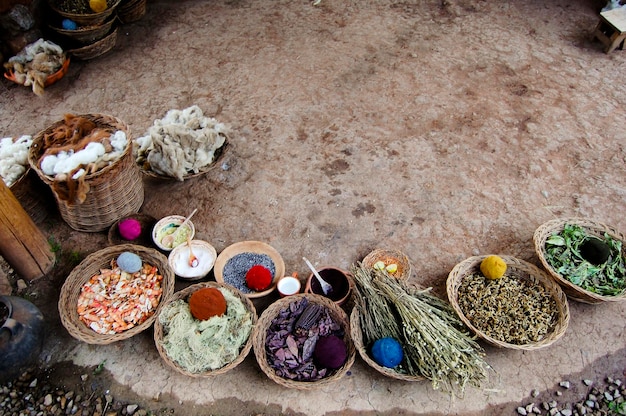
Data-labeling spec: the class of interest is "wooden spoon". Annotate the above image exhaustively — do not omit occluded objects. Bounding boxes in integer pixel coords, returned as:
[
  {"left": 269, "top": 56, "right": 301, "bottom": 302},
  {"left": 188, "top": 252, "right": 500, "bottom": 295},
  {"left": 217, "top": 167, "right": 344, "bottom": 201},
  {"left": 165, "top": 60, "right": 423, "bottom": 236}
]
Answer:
[
  {"left": 187, "top": 235, "right": 199, "bottom": 268},
  {"left": 161, "top": 208, "right": 197, "bottom": 249}
]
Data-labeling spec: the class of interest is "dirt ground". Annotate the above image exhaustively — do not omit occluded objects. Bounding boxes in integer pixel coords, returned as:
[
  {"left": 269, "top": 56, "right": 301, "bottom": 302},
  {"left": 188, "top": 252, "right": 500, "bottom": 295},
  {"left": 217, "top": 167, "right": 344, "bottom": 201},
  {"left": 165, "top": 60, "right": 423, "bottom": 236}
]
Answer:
[{"left": 1, "top": 0, "right": 625, "bottom": 414}]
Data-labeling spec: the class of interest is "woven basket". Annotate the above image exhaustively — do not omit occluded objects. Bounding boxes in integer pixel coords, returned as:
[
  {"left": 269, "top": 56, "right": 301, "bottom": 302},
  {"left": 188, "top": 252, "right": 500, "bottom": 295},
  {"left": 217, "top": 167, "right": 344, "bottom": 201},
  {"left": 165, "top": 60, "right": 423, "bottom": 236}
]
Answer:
[
  {"left": 117, "top": 0, "right": 146, "bottom": 24},
  {"left": 446, "top": 255, "right": 570, "bottom": 350},
  {"left": 50, "top": 15, "right": 116, "bottom": 45},
  {"left": 68, "top": 27, "right": 117, "bottom": 60},
  {"left": 153, "top": 281, "right": 257, "bottom": 377},
  {"left": 252, "top": 293, "right": 355, "bottom": 390},
  {"left": 534, "top": 218, "right": 626, "bottom": 304},
  {"left": 9, "top": 168, "right": 55, "bottom": 225},
  {"left": 361, "top": 248, "right": 411, "bottom": 280},
  {"left": 349, "top": 307, "right": 425, "bottom": 382},
  {"left": 49, "top": 0, "right": 122, "bottom": 26},
  {"left": 58, "top": 244, "right": 174, "bottom": 344},
  {"left": 107, "top": 213, "right": 156, "bottom": 246},
  {"left": 28, "top": 113, "right": 144, "bottom": 232}
]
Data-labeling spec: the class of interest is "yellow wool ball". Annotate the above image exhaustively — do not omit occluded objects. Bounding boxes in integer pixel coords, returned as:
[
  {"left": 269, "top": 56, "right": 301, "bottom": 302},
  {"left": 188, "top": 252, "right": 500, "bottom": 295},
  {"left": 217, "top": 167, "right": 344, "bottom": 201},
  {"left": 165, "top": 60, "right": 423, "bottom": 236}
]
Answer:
[
  {"left": 480, "top": 255, "right": 507, "bottom": 280},
  {"left": 89, "top": 0, "right": 108, "bottom": 13}
]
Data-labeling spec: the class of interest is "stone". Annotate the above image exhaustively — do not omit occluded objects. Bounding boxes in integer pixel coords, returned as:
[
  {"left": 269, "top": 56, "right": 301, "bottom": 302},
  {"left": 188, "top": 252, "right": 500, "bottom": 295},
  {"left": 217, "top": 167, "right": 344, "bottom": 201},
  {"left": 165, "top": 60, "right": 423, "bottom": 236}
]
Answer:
[
  {"left": 126, "top": 404, "right": 138, "bottom": 414},
  {"left": 16, "top": 279, "right": 27, "bottom": 291},
  {"left": 583, "top": 379, "right": 593, "bottom": 386},
  {"left": 44, "top": 394, "right": 53, "bottom": 406},
  {"left": 560, "top": 381, "right": 571, "bottom": 389},
  {"left": 517, "top": 407, "right": 528, "bottom": 415},
  {"left": 561, "top": 410, "right": 572, "bottom": 416}
]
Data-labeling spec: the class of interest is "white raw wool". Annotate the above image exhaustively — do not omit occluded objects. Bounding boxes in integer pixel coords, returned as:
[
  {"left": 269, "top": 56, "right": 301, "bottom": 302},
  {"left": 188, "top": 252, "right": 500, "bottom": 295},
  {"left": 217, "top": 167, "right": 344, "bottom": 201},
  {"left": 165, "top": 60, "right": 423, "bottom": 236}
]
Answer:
[
  {"left": 134, "top": 105, "right": 228, "bottom": 181},
  {"left": 0, "top": 135, "right": 33, "bottom": 187}
]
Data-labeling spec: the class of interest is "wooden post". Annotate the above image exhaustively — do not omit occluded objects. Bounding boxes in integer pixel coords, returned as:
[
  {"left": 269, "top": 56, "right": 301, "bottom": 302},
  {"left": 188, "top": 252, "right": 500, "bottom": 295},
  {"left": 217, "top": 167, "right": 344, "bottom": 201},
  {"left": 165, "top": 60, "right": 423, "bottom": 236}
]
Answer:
[{"left": 0, "top": 179, "right": 55, "bottom": 281}]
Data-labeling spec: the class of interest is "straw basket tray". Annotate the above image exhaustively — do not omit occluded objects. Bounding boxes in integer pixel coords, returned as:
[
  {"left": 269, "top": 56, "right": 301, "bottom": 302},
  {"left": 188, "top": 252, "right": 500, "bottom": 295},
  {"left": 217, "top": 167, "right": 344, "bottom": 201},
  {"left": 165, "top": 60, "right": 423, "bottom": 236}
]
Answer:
[
  {"left": 117, "top": 0, "right": 146, "bottom": 24},
  {"left": 252, "top": 293, "right": 355, "bottom": 390},
  {"left": 50, "top": 15, "right": 116, "bottom": 45},
  {"left": 446, "top": 255, "right": 570, "bottom": 350},
  {"left": 58, "top": 244, "right": 174, "bottom": 344},
  {"left": 153, "top": 282, "right": 257, "bottom": 377},
  {"left": 349, "top": 307, "right": 425, "bottom": 382},
  {"left": 28, "top": 113, "right": 144, "bottom": 232},
  {"left": 361, "top": 248, "right": 412, "bottom": 280},
  {"left": 534, "top": 218, "right": 626, "bottom": 304},
  {"left": 49, "top": 0, "right": 122, "bottom": 26},
  {"left": 68, "top": 27, "right": 117, "bottom": 60}
]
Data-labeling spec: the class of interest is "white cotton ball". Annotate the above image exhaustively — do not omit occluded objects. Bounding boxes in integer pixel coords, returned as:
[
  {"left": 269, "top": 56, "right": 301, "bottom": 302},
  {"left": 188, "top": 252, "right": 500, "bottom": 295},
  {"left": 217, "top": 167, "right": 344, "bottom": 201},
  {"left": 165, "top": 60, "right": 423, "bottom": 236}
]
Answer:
[
  {"left": 110, "top": 130, "right": 127, "bottom": 153},
  {"left": 72, "top": 168, "right": 85, "bottom": 180},
  {"left": 53, "top": 142, "right": 105, "bottom": 174},
  {"left": 40, "top": 154, "right": 59, "bottom": 175}
]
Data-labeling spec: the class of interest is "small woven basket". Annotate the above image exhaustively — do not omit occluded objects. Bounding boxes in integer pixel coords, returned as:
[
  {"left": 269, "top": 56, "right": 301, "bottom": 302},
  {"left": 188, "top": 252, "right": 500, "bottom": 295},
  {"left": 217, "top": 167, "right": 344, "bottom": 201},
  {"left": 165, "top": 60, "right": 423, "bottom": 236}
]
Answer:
[
  {"left": 49, "top": 0, "right": 122, "bottom": 26},
  {"left": 58, "top": 244, "right": 174, "bottom": 344},
  {"left": 153, "top": 282, "right": 257, "bottom": 377},
  {"left": 534, "top": 217, "right": 626, "bottom": 304},
  {"left": 446, "top": 255, "right": 570, "bottom": 350},
  {"left": 117, "top": 0, "right": 146, "bottom": 24},
  {"left": 361, "top": 248, "right": 411, "bottom": 280},
  {"left": 252, "top": 293, "right": 355, "bottom": 390},
  {"left": 68, "top": 27, "right": 117, "bottom": 60},
  {"left": 50, "top": 15, "right": 116, "bottom": 45},
  {"left": 28, "top": 113, "right": 144, "bottom": 232},
  {"left": 349, "top": 307, "right": 425, "bottom": 382}
]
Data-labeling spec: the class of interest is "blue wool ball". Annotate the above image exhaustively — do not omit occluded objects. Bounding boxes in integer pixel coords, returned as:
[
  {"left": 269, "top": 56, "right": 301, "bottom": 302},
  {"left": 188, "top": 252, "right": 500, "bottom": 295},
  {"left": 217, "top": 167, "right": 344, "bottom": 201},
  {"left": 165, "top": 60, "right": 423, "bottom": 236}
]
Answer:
[
  {"left": 117, "top": 252, "right": 142, "bottom": 273},
  {"left": 62, "top": 19, "right": 78, "bottom": 30},
  {"left": 371, "top": 337, "right": 404, "bottom": 368}
]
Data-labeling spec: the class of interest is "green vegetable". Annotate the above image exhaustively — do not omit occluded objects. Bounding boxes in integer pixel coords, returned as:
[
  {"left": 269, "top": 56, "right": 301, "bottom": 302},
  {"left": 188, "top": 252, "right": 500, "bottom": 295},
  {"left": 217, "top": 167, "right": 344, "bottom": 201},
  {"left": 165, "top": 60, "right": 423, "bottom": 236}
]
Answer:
[{"left": 544, "top": 224, "right": 626, "bottom": 296}]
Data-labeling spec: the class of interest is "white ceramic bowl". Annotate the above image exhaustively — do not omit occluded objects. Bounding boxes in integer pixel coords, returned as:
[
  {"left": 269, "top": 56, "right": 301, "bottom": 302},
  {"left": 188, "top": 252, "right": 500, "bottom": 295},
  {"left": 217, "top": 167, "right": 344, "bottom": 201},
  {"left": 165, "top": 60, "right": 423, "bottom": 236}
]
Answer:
[
  {"left": 152, "top": 215, "right": 196, "bottom": 251},
  {"left": 168, "top": 240, "right": 217, "bottom": 280}
]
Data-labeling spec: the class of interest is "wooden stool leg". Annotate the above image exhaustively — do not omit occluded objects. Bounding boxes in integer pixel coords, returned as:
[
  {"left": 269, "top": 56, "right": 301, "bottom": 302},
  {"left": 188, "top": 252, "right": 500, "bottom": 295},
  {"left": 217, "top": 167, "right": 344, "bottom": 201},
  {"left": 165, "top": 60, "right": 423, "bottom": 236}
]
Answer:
[{"left": 606, "top": 34, "right": 626, "bottom": 52}]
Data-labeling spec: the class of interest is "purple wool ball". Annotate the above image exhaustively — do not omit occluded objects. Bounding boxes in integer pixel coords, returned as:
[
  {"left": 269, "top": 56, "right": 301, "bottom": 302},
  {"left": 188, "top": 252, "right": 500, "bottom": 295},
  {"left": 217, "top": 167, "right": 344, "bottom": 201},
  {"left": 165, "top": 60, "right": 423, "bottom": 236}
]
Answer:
[
  {"left": 313, "top": 335, "right": 347, "bottom": 369},
  {"left": 118, "top": 218, "right": 142, "bottom": 240}
]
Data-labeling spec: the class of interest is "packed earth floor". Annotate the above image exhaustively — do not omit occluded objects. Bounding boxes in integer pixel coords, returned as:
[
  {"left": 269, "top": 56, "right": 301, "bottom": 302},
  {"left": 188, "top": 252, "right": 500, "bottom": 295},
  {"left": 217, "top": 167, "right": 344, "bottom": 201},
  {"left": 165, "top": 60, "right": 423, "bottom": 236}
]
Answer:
[{"left": 1, "top": 0, "right": 626, "bottom": 415}]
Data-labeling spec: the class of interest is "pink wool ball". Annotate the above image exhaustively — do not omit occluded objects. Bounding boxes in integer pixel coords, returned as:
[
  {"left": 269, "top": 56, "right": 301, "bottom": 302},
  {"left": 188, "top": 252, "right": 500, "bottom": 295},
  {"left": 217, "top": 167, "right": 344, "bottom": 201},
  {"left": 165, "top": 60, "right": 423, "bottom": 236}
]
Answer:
[{"left": 118, "top": 218, "right": 142, "bottom": 240}]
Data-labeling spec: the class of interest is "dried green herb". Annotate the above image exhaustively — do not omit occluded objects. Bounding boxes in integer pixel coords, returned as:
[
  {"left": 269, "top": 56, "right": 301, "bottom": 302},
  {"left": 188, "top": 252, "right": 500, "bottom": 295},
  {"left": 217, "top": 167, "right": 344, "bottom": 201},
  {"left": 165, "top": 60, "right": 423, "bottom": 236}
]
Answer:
[
  {"left": 352, "top": 264, "right": 489, "bottom": 396},
  {"left": 457, "top": 272, "right": 558, "bottom": 344},
  {"left": 54, "top": 0, "right": 115, "bottom": 14},
  {"left": 544, "top": 224, "right": 626, "bottom": 296}
]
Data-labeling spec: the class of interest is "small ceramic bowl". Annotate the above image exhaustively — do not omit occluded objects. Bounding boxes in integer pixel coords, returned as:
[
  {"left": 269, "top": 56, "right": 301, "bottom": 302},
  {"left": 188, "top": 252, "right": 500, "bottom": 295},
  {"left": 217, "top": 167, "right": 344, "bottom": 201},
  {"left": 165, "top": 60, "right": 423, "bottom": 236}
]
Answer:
[
  {"left": 152, "top": 215, "right": 196, "bottom": 251},
  {"left": 305, "top": 267, "right": 353, "bottom": 306},
  {"left": 168, "top": 240, "right": 217, "bottom": 280},
  {"left": 277, "top": 276, "right": 301, "bottom": 297}
]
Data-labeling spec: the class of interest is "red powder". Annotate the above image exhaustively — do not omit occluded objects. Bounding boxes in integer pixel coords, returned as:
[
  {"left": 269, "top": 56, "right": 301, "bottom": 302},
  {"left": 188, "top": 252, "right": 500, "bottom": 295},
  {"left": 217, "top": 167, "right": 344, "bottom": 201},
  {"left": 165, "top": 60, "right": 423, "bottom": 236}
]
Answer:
[{"left": 245, "top": 265, "right": 272, "bottom": 291}]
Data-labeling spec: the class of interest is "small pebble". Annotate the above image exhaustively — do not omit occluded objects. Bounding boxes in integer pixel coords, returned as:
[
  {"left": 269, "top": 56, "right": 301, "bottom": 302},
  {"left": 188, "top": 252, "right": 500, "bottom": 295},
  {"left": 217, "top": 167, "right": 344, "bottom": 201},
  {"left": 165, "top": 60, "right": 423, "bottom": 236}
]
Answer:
[
  {"left": 559, "top": 381, "right": 570, "bottom": 389},
  {"left": 126, "top": 404, "right": 138, "bottom": 415},
  {"left": 561, "top": 410, "right": 572, "bottom": 416},
  {"left": 603, "top": 391, "right": 613, "bottom": 401},
  {"left": 517, "top": 407, "right": 528, "bottom": 415},
  {"left": 531, "top": 389, "right": 540, "bottom": 398},
  {"left": 556, "top": 391, "right": 562, "bottom": 396},
  {"left": 17, "top": 279, "right": 27, "bottom": 291},
  {"left": 583, "top": 379, "right": 593, "bottom": 386},
  {"left": 585, "top": 400, "right": 595, "bottom": 409}
]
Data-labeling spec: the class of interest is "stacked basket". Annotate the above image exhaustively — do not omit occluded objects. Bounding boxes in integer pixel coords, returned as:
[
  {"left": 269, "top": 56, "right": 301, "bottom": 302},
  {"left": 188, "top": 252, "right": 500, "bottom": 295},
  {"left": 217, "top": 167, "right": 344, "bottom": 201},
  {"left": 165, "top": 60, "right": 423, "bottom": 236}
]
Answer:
[
  {"left": 28, "top": 113, "right": 144, "bottom": 232},
  {"left": 117, "top": 0, "right": 147, "bottom": 24}
]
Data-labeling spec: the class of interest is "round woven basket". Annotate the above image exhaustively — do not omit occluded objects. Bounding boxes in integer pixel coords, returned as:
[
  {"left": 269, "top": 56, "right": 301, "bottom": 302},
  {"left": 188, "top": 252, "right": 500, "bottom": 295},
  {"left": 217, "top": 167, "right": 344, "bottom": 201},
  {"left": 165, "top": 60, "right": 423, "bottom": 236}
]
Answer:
[
  {"left": 107, "top": 213, "right": 157, "bottom": 246},
  {"left": 252, "top": 293, "right": 355, "bottom": 390},
  {"left": 28, "top": 113, "right": 144, "bottom": 232},
  {"left": 50, "top": 15, "right": 116, "bottom": 45},
  {"left": 117, "top": 0, "right": 146, "bottom": 24},
  {"left": 446, "top": 255, "right": 570, "bottom": 350},
  {"left": 68, "top": 27, "right": 117, "bottom": 60},
  {"left": 58, "top": 244, "right": 174, "bottom": 344},
  {"left": 361, "top": 248, "right": 412, "bottom": 280},
  {"left": 349, "top": 307, "right": 425, "bottom": 382},
  {"left": 153, "top": 281, "right": 257, "bottom": 377},
  {"left": 49, "top": 0, "right": 122, "bottom": 26},
  {"left": 534, "top": 217, "right": 626, "bottom": 304}
]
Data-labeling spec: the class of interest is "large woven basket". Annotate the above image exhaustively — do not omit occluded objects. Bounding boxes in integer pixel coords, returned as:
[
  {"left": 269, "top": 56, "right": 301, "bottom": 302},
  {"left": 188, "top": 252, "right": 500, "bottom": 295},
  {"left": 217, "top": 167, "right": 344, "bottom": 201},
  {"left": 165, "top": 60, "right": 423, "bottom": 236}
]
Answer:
[
  {"left": 117, "top": 0, "right": 146, "bottom": 24},
  {"left": 28, "top": 113, "right": 144, "bottom": 232},
  {"left": 349, "top": 307, "right": 425, "bottom": 382},
  {"left": 68, "top": 27, "right": 118, "bottom": 60},
  {"left": 534, "top": 218, "right": 626, "bottom": 304},
  {"left": 50, "top": 15, "right": 116, "bottom": 45},
  {"left": 49, "top": 0, "right": 122, "bottom": 26},
  {"left": 446, "top": 255, "right": 570, "bottom": 350},
  {"left": 252, "top": 293, "right": 355, "bottom": 390},
  {"left": 153, "top": 281, "right": 257, "bottom": 377},
  {"left": 58, "top": 244, "right": 174, "bottom": 344},
  {"left": 361, "top": 248, "right": 412, "bottom": 280}
]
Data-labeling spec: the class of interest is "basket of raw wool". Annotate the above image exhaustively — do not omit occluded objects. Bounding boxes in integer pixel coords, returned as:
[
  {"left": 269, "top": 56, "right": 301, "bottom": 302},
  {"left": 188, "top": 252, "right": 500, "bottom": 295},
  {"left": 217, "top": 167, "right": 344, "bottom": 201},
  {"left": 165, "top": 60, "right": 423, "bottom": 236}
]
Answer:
[
  {"left": 252, "top": 294, "right": 355, "bottom": 390},
  {"left": 58, "top": 244, "right": 174, "bottom": 344},
  {"left": 534, "top": 217, "right": 626, "bottom": 304},
  {"left": 117, "top": 0, "right": 146, "bottom": 24},
  {"left": 28, "top": 113, "right": 144, "bottom": 232},
  {"left": 447, "top": 255, "right": 570, "bottom": 350},
  {"left": 153, "top": 282, "right": 257, "bottom": 377}
]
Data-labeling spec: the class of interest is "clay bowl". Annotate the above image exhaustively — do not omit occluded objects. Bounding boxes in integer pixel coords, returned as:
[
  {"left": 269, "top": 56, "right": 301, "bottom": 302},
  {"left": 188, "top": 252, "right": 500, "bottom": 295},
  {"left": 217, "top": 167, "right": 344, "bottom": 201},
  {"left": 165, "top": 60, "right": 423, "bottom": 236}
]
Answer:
[
  {"left": 168, "top": 240, "right": 217, "bottom": 281},
  {"left": 304, "top": 267, "right": 353, "bottom": 306},
  {"left": 152, "top": 215, "right": 196, "bottom": 252},
  {"left": 213, "top": 241, "right": 285, "bottom": 299}
]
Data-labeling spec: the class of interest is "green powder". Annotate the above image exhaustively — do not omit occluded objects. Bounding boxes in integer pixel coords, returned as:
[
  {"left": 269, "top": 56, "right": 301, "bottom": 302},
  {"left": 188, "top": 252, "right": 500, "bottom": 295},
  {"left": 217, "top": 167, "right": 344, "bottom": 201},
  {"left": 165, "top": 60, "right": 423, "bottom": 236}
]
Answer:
[{"left": 158, "top": 287, "right": 253, "bottom": 373}]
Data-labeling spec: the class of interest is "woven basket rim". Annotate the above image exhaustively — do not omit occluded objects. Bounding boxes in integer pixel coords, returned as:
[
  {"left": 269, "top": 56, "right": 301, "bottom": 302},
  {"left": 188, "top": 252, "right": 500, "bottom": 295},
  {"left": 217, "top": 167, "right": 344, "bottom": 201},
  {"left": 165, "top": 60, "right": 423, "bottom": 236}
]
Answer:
[
  {"left": 446, "top": 255, "right": 570, "bottom": 350},
  {"left": 68, "top": 27, "right": 118, "bottom": 59},
  {"left": 533, "top": 217, "right": 626, "bottom": 304},
  {"left": 153, "top": 281, "right": 257, "bottom": 378},
  {"left": 252, "top": 293, "right": 356, "bottom": 390},
  {"left": 50, "top": 13, "right": 116, "bottom": 33},
  {"left": 58, "top": 244, "right": 175, "bottom": 344},
  {"left": 49, "top": 0, "right": 122, "bottom": 18},
  {"left": 349, "top": 307, "right": 425, "bottom": 382},
  {"left": 361, "top": 248, "right": 412, "bottom": 280}
]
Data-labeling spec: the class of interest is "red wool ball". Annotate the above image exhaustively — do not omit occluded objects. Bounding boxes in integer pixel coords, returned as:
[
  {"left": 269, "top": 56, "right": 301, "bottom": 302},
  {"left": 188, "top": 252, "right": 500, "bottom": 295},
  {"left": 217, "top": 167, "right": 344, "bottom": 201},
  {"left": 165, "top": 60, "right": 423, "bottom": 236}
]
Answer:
[
  {"left": 118, "top": 218, "right": 142, "bottom": 240},
  {"left": 245, "top": 265, "right": 272, "bottom": 291}
]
